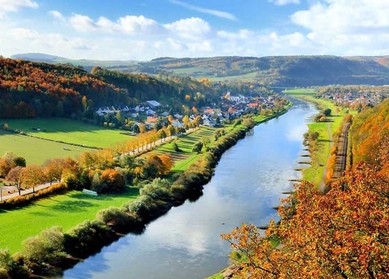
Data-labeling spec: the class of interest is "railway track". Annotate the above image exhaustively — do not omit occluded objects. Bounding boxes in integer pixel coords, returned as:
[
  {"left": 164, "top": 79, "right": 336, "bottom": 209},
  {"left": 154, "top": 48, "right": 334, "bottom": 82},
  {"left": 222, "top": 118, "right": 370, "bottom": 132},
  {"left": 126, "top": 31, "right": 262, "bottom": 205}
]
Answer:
[{"left": 333, "top": 123, "right": 351, "bottom": 179}]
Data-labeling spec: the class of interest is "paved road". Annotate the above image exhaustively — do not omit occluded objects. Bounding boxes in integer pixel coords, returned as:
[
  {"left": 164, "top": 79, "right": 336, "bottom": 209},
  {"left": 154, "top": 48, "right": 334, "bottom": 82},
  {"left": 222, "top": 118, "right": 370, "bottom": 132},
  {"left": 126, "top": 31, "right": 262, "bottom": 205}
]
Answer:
[{"left": 0, "top": 182, "right": 53, "bottom": 201}]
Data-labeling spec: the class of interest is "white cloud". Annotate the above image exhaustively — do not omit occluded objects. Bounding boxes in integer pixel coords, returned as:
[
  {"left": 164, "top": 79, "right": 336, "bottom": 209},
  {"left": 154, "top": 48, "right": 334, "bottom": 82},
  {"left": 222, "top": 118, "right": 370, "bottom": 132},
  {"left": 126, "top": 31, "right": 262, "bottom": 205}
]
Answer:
[
  {"left": 0, "top": 0, "right": 38, "bottom": 19},
  {"left": 0, "top": 0, "right": 38, "bottom": 15},
  {"left": 164, "top": 17, "right": 211, "bottom": 40},
  {"left": 69, "top": 14, "right": 98, "bottom": 32},
  {"left": 49, "top": 10, "right": 64, "bottom": 21},
  {"left": 268, "top": 0, "right": 300, "bottom": 5},
  {"left": 170, "top": 0, "right": 237, "bottom": 21},
  {"left": 291, "top": 0, "right": 389, "bottom": 34},
  {"left": 118, "top": 15, "right": 163, "bottom": 34}
]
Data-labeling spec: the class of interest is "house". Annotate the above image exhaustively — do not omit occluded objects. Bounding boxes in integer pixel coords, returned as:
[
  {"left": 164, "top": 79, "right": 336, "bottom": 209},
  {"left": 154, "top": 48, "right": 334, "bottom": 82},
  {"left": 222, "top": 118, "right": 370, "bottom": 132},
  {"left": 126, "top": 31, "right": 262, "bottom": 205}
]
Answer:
[
  {"left": 146, "top": 109, "right": 156, "bottom": 116},
  {"left": 147, "top": 100, "right": 161, "bottom": 108}
]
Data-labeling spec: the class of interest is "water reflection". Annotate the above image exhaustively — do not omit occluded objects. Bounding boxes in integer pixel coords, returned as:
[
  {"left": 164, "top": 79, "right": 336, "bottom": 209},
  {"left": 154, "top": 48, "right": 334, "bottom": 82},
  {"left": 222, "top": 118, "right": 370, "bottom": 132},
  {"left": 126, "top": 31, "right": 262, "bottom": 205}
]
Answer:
[{"left": 63, "top": 99, "right": 317, "bottom": 279}]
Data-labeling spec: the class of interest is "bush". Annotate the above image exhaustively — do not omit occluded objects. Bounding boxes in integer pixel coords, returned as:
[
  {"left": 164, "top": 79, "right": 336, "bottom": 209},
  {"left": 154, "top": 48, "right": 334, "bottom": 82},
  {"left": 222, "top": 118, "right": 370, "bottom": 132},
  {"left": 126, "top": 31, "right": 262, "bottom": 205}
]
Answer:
[
  {"left": 22, "top": 226, "right": 66, "bottom": 265},
  {"left": 64, "top": 220, "right": 118, "bottom": 258},
  {"left": 96, "top": 207, "right": 142, "bottom": 233}
]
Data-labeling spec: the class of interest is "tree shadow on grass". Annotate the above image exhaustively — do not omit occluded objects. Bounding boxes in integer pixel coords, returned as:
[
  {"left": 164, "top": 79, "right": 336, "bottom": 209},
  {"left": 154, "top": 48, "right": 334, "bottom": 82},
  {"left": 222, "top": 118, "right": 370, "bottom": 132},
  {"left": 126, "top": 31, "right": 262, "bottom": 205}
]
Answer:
[{"left": 49, "top": 200, "right": 94, "bottom": 212}]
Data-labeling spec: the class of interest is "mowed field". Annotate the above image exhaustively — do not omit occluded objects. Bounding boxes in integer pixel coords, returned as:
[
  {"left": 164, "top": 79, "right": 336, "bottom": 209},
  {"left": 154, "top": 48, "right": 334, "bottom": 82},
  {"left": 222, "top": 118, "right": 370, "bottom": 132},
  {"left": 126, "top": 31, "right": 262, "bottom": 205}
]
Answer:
[
  {"left": 0, "top": 187, "right": 138, "bottom": 254},
  {"left": 0, "top": 118, "right": 135, "bottom": 165}
]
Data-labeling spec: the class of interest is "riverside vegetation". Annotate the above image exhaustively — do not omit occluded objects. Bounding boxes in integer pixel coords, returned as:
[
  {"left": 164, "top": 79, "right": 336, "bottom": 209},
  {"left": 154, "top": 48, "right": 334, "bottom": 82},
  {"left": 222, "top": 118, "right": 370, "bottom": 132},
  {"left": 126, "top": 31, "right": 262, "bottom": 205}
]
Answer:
[
  {"left": 0, "top": 101, "right": 290, "bottom": 278},
  {"left": 221, "top": 89, "right": 389, "bottom": 279}
]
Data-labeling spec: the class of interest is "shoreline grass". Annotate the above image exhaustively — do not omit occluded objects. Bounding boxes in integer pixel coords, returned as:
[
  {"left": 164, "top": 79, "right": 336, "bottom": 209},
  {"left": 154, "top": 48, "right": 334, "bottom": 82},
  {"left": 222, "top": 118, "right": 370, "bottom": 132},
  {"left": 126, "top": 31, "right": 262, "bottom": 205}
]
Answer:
[{"left": 0, "top": 187, "right": 138, "bottom": 253}]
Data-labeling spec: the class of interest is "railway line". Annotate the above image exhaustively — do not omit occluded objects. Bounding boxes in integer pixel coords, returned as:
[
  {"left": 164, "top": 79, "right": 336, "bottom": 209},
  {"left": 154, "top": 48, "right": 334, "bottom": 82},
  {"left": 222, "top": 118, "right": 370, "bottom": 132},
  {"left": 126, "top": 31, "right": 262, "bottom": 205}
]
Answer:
[{"left": 333, "top": 123, "right": 351, "bottom": 179}]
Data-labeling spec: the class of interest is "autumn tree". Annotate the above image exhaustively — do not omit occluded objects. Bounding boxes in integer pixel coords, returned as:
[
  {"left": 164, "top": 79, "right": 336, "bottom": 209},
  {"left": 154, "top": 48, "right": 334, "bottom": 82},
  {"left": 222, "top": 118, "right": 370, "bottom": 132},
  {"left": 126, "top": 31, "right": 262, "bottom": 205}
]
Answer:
[
  {"left": 43, "top": 158, "right": 66, "bottom": 185},
  {"left": 100, "top": 168, "right": 125, "bottom": 193},
  {"left": 223, "top": 163, "right": 389, "bottom": 279},
  {"left": 5, "top": 166, "right": 24, "bottom": 195},
  {"left": 21, "top": 165, "right": 46, "bottom": 192}
]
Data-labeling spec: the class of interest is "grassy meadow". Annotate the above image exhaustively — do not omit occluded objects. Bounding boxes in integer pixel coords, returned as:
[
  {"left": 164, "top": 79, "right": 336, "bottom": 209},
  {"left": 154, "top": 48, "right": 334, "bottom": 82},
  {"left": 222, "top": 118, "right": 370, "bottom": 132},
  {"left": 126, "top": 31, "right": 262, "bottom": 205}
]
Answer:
[
  {"left": 3, "top": 118, "right": 132, "bottom": 147},
  {"left": 0, "top": 118, "right": 135, "bottom": 165},
  {"left": 0, "top": 130, "right": 87, "bottom": 165},
  {"left": 0, "top": 187, "right": 138, "bottom": 253}
]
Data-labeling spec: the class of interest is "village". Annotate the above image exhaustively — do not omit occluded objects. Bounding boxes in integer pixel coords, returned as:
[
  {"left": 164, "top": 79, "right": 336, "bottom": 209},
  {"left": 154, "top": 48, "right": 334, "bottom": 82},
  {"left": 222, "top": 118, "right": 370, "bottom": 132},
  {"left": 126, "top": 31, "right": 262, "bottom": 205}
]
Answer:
[{"left": 94, "top": 92, "right": 285, "bottom": 131}]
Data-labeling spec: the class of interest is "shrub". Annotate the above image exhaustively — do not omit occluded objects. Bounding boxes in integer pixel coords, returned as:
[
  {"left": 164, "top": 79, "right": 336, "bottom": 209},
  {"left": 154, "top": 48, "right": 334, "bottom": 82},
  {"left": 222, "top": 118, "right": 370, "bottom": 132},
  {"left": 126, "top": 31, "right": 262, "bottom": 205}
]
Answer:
[
  {"left": 22, "top": 226, "right": 66, "bottom": 265},
  {"left": 64, "top": 220, "right": 118, "bottom": 259},
  {"left": 96, "top": 207, "right": 142, "bottom": 233}
]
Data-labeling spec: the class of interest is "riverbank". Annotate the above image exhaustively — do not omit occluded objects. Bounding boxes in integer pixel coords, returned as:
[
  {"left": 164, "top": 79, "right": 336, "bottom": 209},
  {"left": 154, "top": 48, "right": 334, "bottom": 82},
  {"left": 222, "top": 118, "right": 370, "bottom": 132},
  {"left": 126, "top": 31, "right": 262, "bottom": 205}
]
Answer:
[
  {"left": 0, "top": 104, "right": 292, "bottom": 278},
  {"left": 285, "top": 93, "right": 355, "bottom": 187},
  {"left": 64, "top": 99, "right": 311, "bottom": 279}
]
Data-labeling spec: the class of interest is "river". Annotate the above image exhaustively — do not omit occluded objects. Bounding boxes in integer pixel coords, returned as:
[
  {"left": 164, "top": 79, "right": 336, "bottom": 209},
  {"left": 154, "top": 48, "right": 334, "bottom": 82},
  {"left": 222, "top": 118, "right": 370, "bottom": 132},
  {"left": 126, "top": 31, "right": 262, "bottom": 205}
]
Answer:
[{"left": 63, "top": 98, "right": 317, "bottom": 279}]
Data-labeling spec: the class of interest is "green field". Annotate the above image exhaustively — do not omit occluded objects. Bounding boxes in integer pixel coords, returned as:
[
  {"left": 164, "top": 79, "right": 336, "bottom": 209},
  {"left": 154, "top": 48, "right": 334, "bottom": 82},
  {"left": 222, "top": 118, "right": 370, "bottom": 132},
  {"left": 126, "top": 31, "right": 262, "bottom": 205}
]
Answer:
[
  {"left": 0, "top": 130, "right": 88, "bottom": 165},
  {"left": 0, "top": 118, "right": 135, "bottom": 165},
  {"left": 3, "top": 118, "right": 132, "bottom": 148},
  {"left": 284, "top": 88, "right": 318, "bottom": 95},
  {"left": 0, "top": 187, "right": 138, "bottom": 253}
]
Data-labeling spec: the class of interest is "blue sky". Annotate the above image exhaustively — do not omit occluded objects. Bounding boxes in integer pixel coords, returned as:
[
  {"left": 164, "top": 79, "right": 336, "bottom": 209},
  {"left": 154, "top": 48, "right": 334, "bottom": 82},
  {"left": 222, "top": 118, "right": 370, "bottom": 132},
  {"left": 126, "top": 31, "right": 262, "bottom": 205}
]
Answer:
[{"left": 0, "top": 0, "right": 388, "bottom": 60}]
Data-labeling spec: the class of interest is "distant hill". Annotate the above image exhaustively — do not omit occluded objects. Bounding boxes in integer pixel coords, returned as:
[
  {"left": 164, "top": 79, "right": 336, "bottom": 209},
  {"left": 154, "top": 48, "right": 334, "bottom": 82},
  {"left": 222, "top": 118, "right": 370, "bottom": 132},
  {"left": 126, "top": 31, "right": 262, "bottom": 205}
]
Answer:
[
  {"left": 11, "top": 53, "right": 389, "bottom": 86},
  {"left": 11, "top": 53, "right": 66, "bottom": 63}
]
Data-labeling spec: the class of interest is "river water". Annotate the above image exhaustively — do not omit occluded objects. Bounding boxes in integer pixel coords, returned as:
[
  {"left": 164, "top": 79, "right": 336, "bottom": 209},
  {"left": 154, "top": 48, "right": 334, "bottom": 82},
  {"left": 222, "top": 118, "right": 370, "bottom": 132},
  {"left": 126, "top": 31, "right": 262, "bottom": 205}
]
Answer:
[{"left": 63, "top": 98, "right": 317, "bottom": 279}]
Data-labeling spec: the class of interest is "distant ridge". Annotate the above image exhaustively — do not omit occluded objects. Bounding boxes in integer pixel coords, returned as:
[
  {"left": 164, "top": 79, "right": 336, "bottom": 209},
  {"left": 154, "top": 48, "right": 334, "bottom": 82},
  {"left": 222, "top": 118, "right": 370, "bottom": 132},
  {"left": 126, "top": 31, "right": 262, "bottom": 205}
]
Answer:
[
  {"left": 11, "top": 53, "right": 67, "bottom": 62},
  {"left": 10, "top": 53, "right": 389, "bottom": 86}
]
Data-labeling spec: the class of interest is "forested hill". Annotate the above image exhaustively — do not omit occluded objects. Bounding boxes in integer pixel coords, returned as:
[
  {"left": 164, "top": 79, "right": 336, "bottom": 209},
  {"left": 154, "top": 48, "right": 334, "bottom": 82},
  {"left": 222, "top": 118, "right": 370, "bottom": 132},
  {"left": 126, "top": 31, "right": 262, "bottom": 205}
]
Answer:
[
  {"left": 13, "top": 53, "right": 389, "bottom": 86},
  {"left": 137, "top": 55, "right": 389, "bottom": 86},
  {"left": 0, "top": 58, "right": 224, "bottom": 119}
]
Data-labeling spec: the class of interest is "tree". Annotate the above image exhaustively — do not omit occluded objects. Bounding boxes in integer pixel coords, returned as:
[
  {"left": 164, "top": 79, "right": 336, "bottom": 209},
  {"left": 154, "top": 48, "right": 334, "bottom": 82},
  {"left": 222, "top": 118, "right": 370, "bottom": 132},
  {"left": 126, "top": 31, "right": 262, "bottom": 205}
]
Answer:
[
  {"left": 158, "top": 154, "right": 174, "bottom": 175},
  {"left": 200, "top": 136, "right": 211, "bottom": 148},
  {"left": 21, "top": 165, "right": 45, "bottom": 192},
  {"left": 223, "top": 164, "right": 389, "bottom": 279},
  {"left": 101, "top": 169, "right": 125, "bottom": 192},
  {"left": 5, "top": 166, "right": 24, "bottom": 195},
  {"left": 192, "top": 142, "right": 203, "bottom": 154},
  {"left": 158, "top": 129, "right": 167, "bottom": 142},
  {"left": 43, "top": 158, "right": 65, "bottom": 185},
  {"left": 13, "top": 156, "right": 26, "bottom": 167},
  {"left": 323, "top": 108, "right": 332, "bottom": 117},
  {"left": 22, "top": 226, "right": 65, "bottom": 264}
]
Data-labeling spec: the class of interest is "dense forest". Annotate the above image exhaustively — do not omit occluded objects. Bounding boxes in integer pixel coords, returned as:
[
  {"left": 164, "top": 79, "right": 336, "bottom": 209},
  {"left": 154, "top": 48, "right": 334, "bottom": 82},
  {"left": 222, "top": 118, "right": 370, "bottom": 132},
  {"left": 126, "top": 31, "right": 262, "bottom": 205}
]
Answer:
[{"left": 224, "top": 99, "right": 389, "bottom": 278}]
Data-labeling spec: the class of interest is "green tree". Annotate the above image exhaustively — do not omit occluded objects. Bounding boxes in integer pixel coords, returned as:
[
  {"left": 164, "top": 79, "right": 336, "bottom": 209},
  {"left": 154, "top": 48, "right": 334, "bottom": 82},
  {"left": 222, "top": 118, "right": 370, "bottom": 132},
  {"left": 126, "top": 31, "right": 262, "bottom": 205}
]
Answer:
[
  {"left": 22, "top": 226, "right": 65, "bottom": 264},
  {"left": 192, "top": 141, "right": 203, "bottom": 154}
]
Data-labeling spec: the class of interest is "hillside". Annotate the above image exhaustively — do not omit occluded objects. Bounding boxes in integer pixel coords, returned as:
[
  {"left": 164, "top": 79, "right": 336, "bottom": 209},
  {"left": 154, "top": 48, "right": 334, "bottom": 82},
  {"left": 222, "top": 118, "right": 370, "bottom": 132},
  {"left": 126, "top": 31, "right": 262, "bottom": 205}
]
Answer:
[
  {"left": 0, "top": 58, "right": 236, "bottom": 119},
  {"left": 11, "top": 53, "right": 389, "bottom": 86}
]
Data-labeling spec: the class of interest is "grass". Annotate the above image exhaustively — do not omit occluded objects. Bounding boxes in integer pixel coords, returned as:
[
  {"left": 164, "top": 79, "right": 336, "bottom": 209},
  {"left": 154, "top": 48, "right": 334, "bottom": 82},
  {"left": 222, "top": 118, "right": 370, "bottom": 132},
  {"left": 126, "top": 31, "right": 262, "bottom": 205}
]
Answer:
[
  {"left": 287, "top": 92, "right": 357, "bottom": 187},
  {"left": 0, "top": 187, "right": 138, "bottom": 254},
  {"left": 2, "top": 118, "right": 132, "bottom": 148},
  {"left": 284, "top": 88, "right": 318, "bottom": 95},
  {"left": 141, "top": 127, "right": 216, "bottom": 172},
  {"left": 0, "top": 118, "right": 136, "bottom": 165},
  {"left": 0, "top": 130, "right": 88, "bottom": 165}
]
